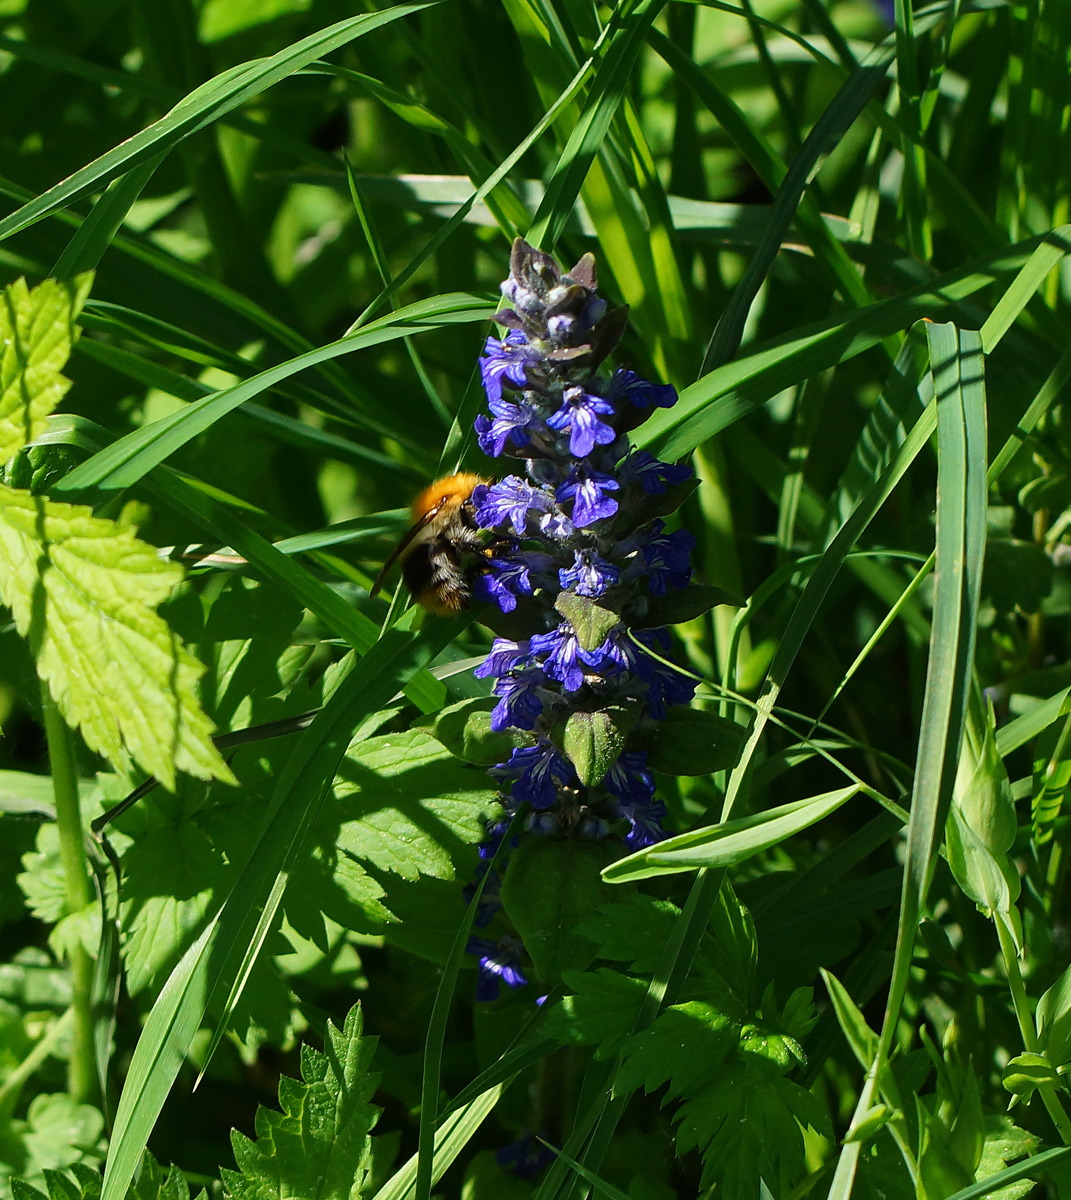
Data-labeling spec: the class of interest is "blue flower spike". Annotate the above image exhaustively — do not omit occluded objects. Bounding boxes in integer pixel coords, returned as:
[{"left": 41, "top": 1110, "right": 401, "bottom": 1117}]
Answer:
[{"left": 463, "top": 238, "right": 705, "bottom": 999}]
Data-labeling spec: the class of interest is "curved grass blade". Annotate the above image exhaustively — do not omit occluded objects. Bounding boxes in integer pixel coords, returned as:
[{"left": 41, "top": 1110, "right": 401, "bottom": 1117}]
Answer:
[
  {"left": 371, "top": 1084, "right": 505, "bottom": 1200},
  {"left": 603, "top": 786, "right": 860, "bottom": 883},
  {"left": 0, "top": 6, "right": 438, "bottom": 245},
  {"left": 698, "top": 51, "right": 892, "bottom": 375},
  {"left": 828, "top": 325, "right": 987, "bottom": 1198},
  {"left": 719, "top": 325, "right": 933, "bottom": 823},
  {"left": 52, "top": 154, "right": 167, "bottom": 279},
  {"left": 53, "top": 294, "right": 493, "bottom": 495},
  {"left": 527, "top": 0, "right": 666, "bottom": 251},
  {"left": 636, "top": 237, "right": 1040, "bottom": 461},
  {"left": 100, "top": 608, "right": 460, "bottom": 1200}
]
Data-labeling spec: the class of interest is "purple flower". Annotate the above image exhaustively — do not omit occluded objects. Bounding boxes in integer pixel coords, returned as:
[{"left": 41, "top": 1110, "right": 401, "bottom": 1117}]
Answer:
[
  {"left": 531, "top": 624, "right": 594, "bottom": 692},
  {"left": 618, "top": 797, "right": 667, "bottom": 850},
  {"left": 603, "top": 750, "right": 656, "bottom": 805},
  {"left": 619, "top": 450, "right": 693, "bottom": 495},
  {"left": 491, "top": 669, "right": 545, "bottom": 731},
  {"left": 474, "top": 637, "right": 531, "bottom": 680},
  {"left": 478, "top": 817, "right": 518, "bottom": 860},
  {"left": 473, "top": 477, "right": 551, "bottom": 537},
  {"left": 473, "top": 550, "right": 541, "bottom": 613},
  {"left": 610, "top": 368, "right": 677, "bottom": 409},
  {"left": 556, "top": 463, "right": 619, "bottom": 527},
  {"left": 595, "top": 627, "right": 696, "bottom": 718},
  {"left": 546, "top": 386, "right": 617, "bottom": 457},
  {"left": 475, "top": 396, "right": 544, "bottom": 457},
  {"left": 467, "top": 934, "right": 528, "bottom": 1000},
  {"left": 616, "top": 519, "right": 695, "bottom": 596},
  {"left": 641, "top": 523, "right": 696, "bottom": 596},
  {"left": 493, "top": 740, "right": 577, "bottom": 809},
  {"left": 480, "top": 331, "right": 538, "bottom": 405},
  {"left": 559, "top": 548, "right": 620, "bottom": 598}
]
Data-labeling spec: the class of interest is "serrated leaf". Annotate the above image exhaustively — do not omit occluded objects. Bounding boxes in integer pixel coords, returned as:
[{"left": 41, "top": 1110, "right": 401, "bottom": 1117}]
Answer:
[
  {"left": 0, "top": 275, "right": 92, "bottom": 468},
  {"left": 542, "top": 968, "right": 647, "bottom": 1059},
  {"left": 573, "top": 895, "right": 683, "bottom": 974},
  {"left": 974, "top": 1114, "right": 1041, "bottom": 1200},
  {"left": 21, "top": 1094, "right": 104, "bottom": 1178},
  {"left": 221, "top": 1004, "right": 380, "bottom": 1200},
  {"left": 674, "top": 1060, "right": 830, "bottom": 1197},
  {"left": 292, "top": 730, "right": 497, "bottom": 961},
  {"left": 0, "top": 488, "right": 231, "bottom": 790},
  {"left": 615, "top": 1001, "right": 736, "bottom": 1099},
  {"left": 554, "top": 590, "right": 621, "bottom": 652}
]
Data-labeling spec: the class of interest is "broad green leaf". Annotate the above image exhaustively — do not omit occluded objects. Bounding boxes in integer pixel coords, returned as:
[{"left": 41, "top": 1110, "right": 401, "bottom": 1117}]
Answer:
[
  {"left": 501, "top": 837, "right": 621, "bottom": 985},
  {"left": 0, "top": 276, "right": 92, "bottom": 469},
  {"left": 0, "top": 489, "right": 231, "bottom": 789},
  {"left": 100, "top": 611, "right": 459, "bottom": 1200},
  {"left": 555, "top": 590, "right": 621, "bottom": 653},
  {"left": 636, "top": 706, "right": 745, "bottom": 776},
  {"left": 419, "top": 697, "right": 533, "bottom": 765},
  {"left": 221, "top": 1004, "right": 381, "bottom": 1200},
  {"left": 602, "top": 786, "right": 859, "bottom": 883}
]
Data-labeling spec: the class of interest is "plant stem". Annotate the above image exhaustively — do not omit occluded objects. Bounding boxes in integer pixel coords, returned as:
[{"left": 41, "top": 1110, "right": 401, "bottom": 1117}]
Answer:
[
  {"left": 41, "top": 684, "right": 96, "bottom": 1104},
  {"left": 995, "top": 913, "right": 1071, "bottom": 1144}
]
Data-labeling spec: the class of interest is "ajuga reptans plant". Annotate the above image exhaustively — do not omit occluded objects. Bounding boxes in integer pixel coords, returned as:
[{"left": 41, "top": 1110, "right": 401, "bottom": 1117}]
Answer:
[{"left": 464, "top": 239, "right": 700, "bottom": 1000}]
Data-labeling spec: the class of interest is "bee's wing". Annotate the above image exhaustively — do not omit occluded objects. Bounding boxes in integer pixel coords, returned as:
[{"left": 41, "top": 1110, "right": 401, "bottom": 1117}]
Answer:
[{"left": 369, "top": 499, "right": 447, "bottom": 600}]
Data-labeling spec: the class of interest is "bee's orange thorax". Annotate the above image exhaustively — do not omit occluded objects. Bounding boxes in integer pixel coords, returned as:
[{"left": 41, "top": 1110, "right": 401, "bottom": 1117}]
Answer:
[{"left": 410, "top": 472, "right": 485, "bottom": 521}]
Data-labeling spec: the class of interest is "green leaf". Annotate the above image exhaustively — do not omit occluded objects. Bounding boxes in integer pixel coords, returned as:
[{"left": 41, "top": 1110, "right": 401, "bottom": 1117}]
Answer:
[
  {"left": 634, "top": 582, "right": 743, "bottom": 628},
  {"left": 946, "top": 702, "right": 1020, "bottom": 915},
  {"left": 554, "top": 590, "right": 621, "bottom": 653},
  {"left": 0, "top": 275, "right": 92, "bottom": 469},
  {"left": 0, "top": 488, "right": 232, "bottom": 789},
  {"left": 221, "top": 1004, "right": 380, "bottom": 1200},
  {"left": 674, "top": 1060, "right": 830, "bottom": 1197},
  {"left": 573, "top": 895, "right": 683, "bottom": 975},
  {"left": 420, "top": 697, "right": 533, "bottom": 765},
  {"left": 1037, "top": 963, "right": 1071, "bottom": 1069},
  {"left": 299, "top": 729, "right": 499, "bottom": 962},
  {"left": 820, "top": 968, "right": 878, "bottom": 1072},
  {"left": 602, "top": 785, "right": 859, "bottom": 883},
  {"left": 614, "top": 1001, "right": 736, "bottom": 1099},
  {"left": 1001, "top": 1053, "right": 1058, "bottom": 1101},
  {"left": 562, "top": 708, "right": 631, "bottom": 787},
  {"left": 542, "top": 969, "right": 647, "bottom": 1060},
  {"left": 971, "top": 1115, "right": 1041, "bottom": 1200},
  {"left": 500, "top": 837, "right": 621, "bottom": 985},
  {"left": 635, "top": 706, "right": 745, "bottom": 776}
]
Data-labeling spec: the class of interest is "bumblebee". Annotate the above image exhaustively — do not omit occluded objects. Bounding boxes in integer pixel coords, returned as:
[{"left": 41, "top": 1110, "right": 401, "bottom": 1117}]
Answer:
[{"left": 371, "top": 473, "right": 488, "bottom": 614}]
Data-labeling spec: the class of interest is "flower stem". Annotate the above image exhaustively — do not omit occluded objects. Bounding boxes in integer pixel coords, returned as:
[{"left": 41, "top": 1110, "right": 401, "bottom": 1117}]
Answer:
[
  {"left": 40, "top": 684, "right": 96, "bottom": 1104},
  {"left": 995, "top": 911, "right": 1071, "bottom": 1144}
]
